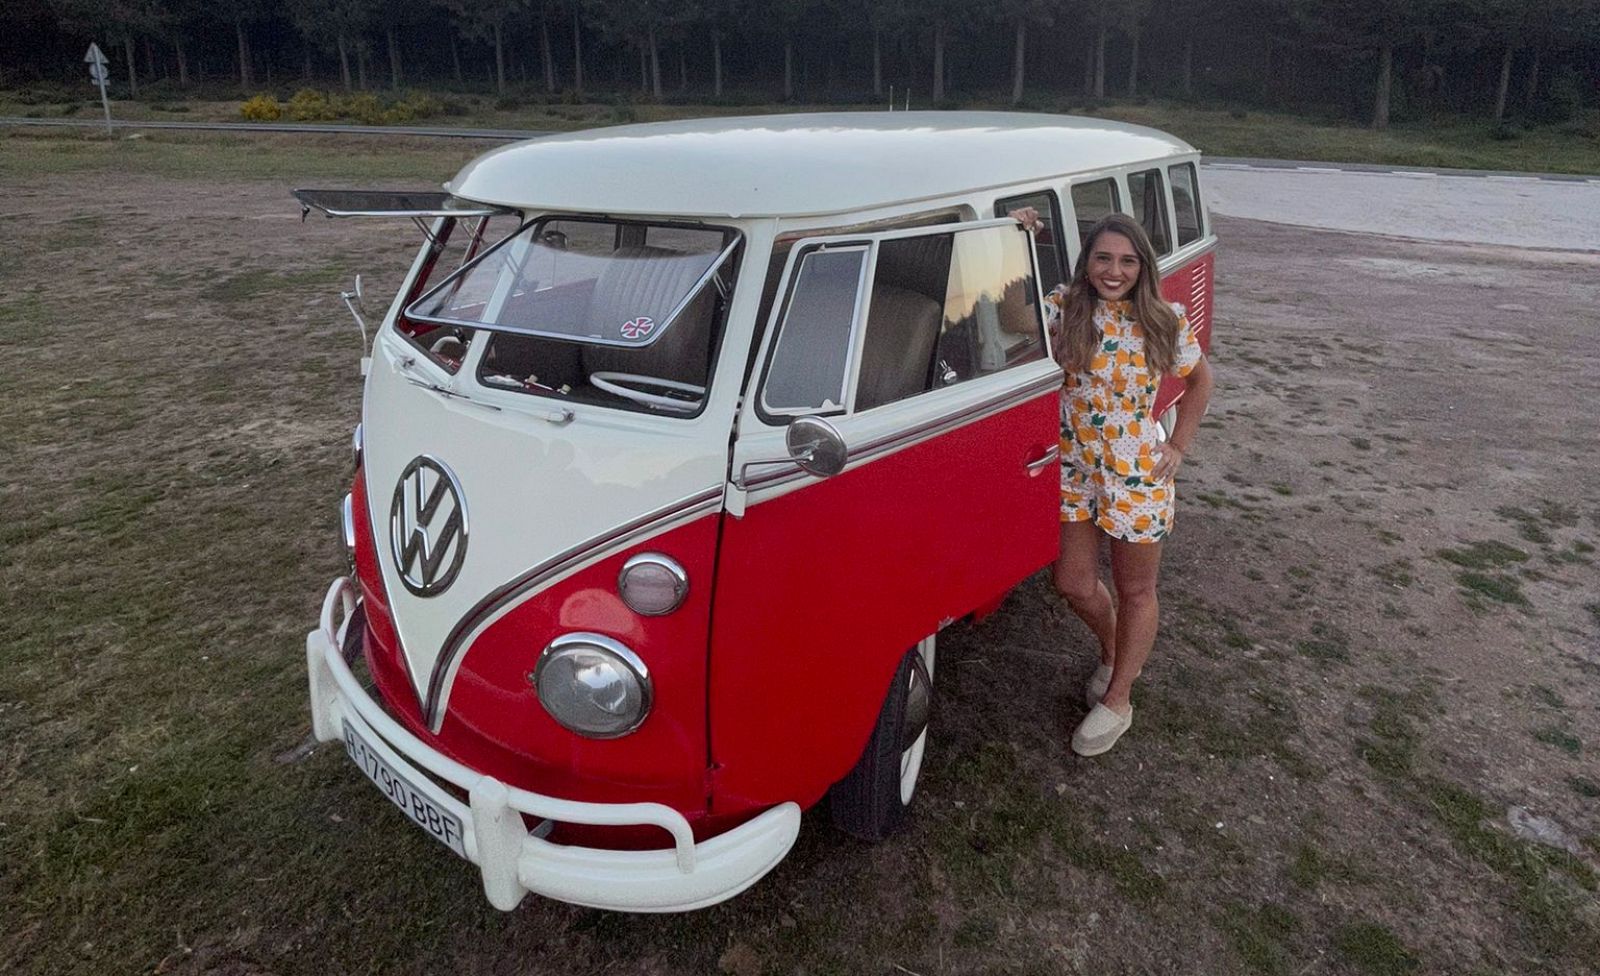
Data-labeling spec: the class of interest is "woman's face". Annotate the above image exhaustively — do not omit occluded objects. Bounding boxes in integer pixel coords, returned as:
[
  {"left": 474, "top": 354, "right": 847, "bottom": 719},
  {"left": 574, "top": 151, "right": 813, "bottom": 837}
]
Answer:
[{"left": 1086, "top": 231, "right": 1140, "bottom": 301}]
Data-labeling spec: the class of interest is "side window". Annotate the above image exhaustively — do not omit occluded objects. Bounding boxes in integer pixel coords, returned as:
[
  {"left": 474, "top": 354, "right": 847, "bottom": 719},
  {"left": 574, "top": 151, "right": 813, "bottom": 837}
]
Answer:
[
  {"left": 856, "top": 225, "right": 1045, "bottom": 411},
  {"left": 761, "top": 246, "right": 867, "bottom": 415},
  {"left": 1168, "top": 162, "right": 1204, "bottom": 247},
  {"left": 1069, "top": 179, "right": 1120, "bottom": 248},
  {"left": 994, "top": 191, "right": 1066, "bottom": 294},
  {"left": 1126, "top": 168, "right": 1172, "bottom": 255}
]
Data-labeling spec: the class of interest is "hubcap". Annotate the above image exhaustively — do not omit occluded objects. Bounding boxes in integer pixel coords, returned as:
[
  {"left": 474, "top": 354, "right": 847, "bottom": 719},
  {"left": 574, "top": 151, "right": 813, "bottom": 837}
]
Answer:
[{"left": 898, "top": 636, "right": 936, "bottom": 804}]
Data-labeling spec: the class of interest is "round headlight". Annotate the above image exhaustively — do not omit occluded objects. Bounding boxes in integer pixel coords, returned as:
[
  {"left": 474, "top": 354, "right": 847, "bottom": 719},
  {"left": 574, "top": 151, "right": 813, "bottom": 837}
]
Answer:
[
  {"left": 533, "top": 634, "right": 652, "bottom": 738},
  {"left": 617, "top": 553, "right": 688, "bottom": 616}
]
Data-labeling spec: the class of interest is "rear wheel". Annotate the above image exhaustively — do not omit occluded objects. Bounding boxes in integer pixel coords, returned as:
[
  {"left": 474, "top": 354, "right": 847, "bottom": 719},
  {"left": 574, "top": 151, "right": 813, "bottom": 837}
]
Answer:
[{"left": 829, "top": 635, "right": 935, "bottom": 840}]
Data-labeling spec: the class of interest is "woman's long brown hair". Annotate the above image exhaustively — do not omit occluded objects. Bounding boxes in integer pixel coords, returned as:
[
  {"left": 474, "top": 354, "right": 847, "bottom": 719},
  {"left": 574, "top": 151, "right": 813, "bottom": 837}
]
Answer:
[{"left": 1055, "top": 213, "right": 1181, "bottom": 376}]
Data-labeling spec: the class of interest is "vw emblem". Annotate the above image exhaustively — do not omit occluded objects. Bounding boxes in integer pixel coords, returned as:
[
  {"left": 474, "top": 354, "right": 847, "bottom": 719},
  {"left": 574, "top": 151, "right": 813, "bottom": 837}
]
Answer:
[{"left": 389, "top": 456, "right": 468, "bottom": 597}]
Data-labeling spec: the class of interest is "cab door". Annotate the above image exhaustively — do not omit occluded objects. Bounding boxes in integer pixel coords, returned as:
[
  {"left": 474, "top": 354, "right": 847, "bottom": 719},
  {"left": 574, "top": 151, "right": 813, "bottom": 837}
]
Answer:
[{"left": 709, "top": 219, "right": 1063, "bottom": 811}]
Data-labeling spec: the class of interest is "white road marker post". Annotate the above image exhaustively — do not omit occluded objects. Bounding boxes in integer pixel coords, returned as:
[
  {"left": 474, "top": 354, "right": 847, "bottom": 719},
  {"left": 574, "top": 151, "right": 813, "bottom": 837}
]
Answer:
[{"left": 84, "top": 42, "right": 112, "bottom": 134}]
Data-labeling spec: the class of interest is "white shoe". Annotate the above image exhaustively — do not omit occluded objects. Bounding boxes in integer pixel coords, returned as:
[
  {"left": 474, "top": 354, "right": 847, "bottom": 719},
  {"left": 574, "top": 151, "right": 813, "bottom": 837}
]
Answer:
[
  {"left": 1072, "top": 702, "right": 1133, "bottom": 757},
  {"left": 1085, "top": 663, "right": 1113, "bottom": 709}
]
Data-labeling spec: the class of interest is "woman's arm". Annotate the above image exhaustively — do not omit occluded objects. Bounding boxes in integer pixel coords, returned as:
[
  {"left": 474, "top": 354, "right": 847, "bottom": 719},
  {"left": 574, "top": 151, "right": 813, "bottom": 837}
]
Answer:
[{"left": 1150, "top": 355, "right": 1214, "bottom": 481}]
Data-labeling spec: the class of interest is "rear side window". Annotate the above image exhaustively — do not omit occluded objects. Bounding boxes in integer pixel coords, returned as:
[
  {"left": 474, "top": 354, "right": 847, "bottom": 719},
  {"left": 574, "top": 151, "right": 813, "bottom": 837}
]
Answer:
[
  {"left": 1069, "top": 179, "right": 1120, "bottom": 247},
  {"left": 1126, "top": 168, "right": 1172, "bottom": 255},
  {"left": 1168, "top": 162, "right": 1204, "bottom": 246},
  {"left": 994, "top": 191, "right": 1066, "bottom": 294},
  {"left": 762, "top": 247, "right": 868, "bottom": 415},
  {"left": 857, "top": 225, "right": 1045, "bottom": 411}
]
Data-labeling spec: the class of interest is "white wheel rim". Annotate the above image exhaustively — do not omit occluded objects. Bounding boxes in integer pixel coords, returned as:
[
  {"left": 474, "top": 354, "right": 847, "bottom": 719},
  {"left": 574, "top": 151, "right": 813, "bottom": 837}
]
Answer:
[{"left": 898, "top": 635, "right": 936, "bottom": 805}]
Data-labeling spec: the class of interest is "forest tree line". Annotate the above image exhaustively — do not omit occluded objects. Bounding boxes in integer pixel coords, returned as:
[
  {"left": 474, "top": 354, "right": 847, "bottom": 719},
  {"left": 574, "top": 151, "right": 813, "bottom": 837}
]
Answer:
[{"left": 3, "top": 0, "right": 1598, "bottom": 129}]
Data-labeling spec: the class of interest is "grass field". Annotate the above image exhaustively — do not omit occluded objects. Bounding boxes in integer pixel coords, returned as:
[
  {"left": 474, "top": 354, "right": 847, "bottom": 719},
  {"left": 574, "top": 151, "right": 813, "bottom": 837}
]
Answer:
[
  {"left": 2, "top": 130, "right": 1598, "bottom": 975},
  {"left": 5, "top": 90, "right": 1600, "bottom": 175}
]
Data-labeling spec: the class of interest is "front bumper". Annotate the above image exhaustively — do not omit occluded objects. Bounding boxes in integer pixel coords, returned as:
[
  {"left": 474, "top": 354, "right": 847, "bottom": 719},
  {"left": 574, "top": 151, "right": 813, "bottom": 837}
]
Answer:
[{"left": 305, "top": 577, "right": 800, "bottom": 912}]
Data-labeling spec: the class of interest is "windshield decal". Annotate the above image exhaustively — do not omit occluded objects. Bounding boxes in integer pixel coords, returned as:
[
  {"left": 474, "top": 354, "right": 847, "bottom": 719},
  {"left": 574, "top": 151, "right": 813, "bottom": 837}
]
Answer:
[{"left": 620, "top": 317, "right": 656, "bottom": 340}]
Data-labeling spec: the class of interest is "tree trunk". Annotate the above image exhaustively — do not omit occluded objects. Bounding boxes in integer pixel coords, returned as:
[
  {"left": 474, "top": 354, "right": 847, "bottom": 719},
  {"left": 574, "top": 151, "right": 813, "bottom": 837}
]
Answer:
[
  {"left": 784, "top": 40, "right": 793, "bottom": 100},
  {"left": 338, "top": 34, "right": 352, "bottom": 91},
  {"left": 713, "top": 32, "right": 723, "bottom": 98},
  {"left": 1011, "top": 20, "right": 1026, "bottom": 105},
  {"left": 175, "top": 38, "right": 189, "bottom": 87},
  {"left": 357, "top": 43, "right": 369, "bottom": 90},
  {"left": 123, "top": 35, "right": 139, "bottom": 97},
  {"left": 145, "top": 37, "right": 157, "bottom": 82},
  {"left": 646, "top": 28, "right": 660, "bottom": 98},
  {"left": 679, "top": 44, "right": 687, "bottom": 92},
  {"left": 1182, "top": 36, "right": 1193, "bottom": 98},
  {"left": 1083, "top": 37, "right": 1095, "bottom": 95},
  {"left": 572, "top": 7, "right": 583, "bottom": 94},
  {"left": 541, "top": 11, "right": 555, "bottom": 93},
  {"left": 1525, "top": 48, "right": 1541, "bottom": 111},
  {"left": 493, "top": 22, "right": 506, "bottom": 94},
  {"left": 1093, "top": 26, "right": 1106, "bottom": 99},
  {"left": 1262, "top": 39, "right": 1273, "bottom": 100},
  {"left": 1372, "top": 40, "right": 1392, "bottom": 129},
  {"left": 932, "top": 21, "right": 945, "bottom": 103},
  {"left": 1493, "top": 44, "right": 1512, "bottom": 120},
  {"left": 235, "top": 20, "right": 252, "bottom": 87},
  {"left": 387, "top": 27, "right": 401, "bottom": 89},
  {"left": 872, "top": 30, "right": 881, "bottom": 98},
  {"left": 302, "top": 46, "right": 311, "bottom": 81},
  {"left": 450, "top": 32, "right": 462, "bottom": 84},
  {"left": 1127, "top": 25, "right": 1140, "bottom": 96}
]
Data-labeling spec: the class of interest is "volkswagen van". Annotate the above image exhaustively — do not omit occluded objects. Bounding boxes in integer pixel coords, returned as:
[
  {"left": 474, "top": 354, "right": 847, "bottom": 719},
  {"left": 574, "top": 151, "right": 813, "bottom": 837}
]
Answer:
[{"left": 300, "top": 112, "right": 1216, "bottom": 913}]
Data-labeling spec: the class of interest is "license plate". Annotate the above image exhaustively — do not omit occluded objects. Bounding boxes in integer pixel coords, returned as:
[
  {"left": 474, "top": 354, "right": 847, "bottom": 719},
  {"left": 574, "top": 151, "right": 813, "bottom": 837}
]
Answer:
[{"left": 342, "top": 719, "right": 467, "bottom": 858}]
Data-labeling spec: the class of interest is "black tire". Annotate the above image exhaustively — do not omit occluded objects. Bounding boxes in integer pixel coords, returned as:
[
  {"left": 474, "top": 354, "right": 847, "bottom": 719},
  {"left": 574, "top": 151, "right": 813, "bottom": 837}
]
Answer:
[{"left": 829, "top": 644, "right": 931, "bottom": 841}]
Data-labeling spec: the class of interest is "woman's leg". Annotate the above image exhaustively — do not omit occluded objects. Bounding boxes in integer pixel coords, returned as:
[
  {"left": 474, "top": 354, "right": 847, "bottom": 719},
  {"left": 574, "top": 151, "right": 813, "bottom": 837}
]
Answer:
[
  {"left": 1102, "top": 538, "right": 1164, "bottom": 711},
  {"left": 1054, "top": 520, "right": 1116, "bottom": 667}
]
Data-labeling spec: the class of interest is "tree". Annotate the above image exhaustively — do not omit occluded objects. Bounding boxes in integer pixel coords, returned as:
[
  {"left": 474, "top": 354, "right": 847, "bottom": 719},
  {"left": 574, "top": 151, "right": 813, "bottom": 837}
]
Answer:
[
  {"left": 447, "top": 0, "right": 526, "bottom": 93},
  {"left": 999, "top": 0, "right": 1054, "bottom": 105},
  {"left": 55, "top": 0, "right": 150, "bottom": 95},
  {"left": 290, "top": 0, "right": 372, "bottom": 90}
]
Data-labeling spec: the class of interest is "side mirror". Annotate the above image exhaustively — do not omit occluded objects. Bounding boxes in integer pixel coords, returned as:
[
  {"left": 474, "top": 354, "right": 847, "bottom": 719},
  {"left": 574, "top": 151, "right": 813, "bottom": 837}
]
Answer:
[{"left": 786, "top": 416, "right": 847, "bottom": 478}]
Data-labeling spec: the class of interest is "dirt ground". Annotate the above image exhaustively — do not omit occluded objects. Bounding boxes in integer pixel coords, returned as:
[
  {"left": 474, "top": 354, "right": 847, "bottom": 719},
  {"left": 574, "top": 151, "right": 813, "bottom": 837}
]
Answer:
[{"left": 1, "top": 142, "right": 1598, "bottom": 976}]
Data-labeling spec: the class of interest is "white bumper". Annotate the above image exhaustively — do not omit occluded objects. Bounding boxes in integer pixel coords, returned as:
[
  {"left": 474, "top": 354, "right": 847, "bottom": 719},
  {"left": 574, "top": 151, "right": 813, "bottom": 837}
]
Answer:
[{"left": 305, "top": 577, "right": 801, "bottom": 913}]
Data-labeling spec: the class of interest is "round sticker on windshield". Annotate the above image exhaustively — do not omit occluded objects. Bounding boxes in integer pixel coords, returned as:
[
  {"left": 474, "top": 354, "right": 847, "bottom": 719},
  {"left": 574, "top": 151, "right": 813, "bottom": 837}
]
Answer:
[{"left": 620, "top": 317, "right": 655, "bottom": 340}]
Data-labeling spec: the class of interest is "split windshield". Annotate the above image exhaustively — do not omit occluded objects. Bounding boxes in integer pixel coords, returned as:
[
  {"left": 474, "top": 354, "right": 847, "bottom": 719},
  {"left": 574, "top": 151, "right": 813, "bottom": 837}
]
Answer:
[{"left": 400, "top": 216, "right": 742, "bottom": 417}]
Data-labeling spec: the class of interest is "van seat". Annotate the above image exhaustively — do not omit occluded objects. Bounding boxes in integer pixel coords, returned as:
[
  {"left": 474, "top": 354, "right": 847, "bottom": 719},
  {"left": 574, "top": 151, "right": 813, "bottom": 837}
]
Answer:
[
  {"left": 855, "top": 284, "right": 942, "bottom": 411},
  {"left": 581, "top": 245, "right": 717, "bottom": 385}
]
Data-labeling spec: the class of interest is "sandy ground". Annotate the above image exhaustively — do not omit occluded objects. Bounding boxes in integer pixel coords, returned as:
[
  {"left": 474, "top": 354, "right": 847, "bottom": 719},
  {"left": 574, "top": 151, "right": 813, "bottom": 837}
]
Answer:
[
  {"left": 1204, "top": 165, "right": 1600, "bottom": 250},
  {"left": 2, "top": 155, "right": 1599, "bottom": 975}
]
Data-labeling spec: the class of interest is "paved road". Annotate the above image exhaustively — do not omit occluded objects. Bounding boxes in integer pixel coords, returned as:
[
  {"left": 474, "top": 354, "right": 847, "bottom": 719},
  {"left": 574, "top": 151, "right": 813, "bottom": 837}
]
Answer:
[
  {"left": 9, "top": 115, "right": 1598, "bottom": 250},
  {"left": 1202, "top": 163, "right": 1600, "bottom": 251}
]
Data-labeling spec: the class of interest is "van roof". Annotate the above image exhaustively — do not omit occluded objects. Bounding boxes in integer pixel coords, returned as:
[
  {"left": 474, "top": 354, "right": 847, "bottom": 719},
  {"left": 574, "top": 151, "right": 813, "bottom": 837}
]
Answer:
[{"left": 445, "top": 111, "right": 1197, "bottom": 219}]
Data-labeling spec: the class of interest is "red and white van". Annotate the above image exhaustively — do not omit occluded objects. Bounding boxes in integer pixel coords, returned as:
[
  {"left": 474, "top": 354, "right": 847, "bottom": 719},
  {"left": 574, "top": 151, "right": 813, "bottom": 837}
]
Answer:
[{"left": 300, "top": 112, "right": 1215, "bottom": 913}]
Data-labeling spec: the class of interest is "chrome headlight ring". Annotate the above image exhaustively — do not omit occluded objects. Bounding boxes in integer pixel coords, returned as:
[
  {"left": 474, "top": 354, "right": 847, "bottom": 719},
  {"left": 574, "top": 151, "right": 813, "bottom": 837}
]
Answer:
[{"left": 532, "top": 633, "right": 653, "bottom": 739}]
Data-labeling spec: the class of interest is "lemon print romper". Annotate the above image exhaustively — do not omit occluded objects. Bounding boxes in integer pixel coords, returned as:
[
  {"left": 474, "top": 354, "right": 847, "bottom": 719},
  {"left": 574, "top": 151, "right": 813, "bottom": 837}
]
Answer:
[{"left": 1051, "top": 296, "right": 1201, "bottom": 543}]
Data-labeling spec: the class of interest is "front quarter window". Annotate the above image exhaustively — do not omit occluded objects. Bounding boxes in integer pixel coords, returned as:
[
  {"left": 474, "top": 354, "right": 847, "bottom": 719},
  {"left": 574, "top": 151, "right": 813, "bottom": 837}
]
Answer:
[{"left": 760, "top": 246, "right": 868, "bottom": 416}]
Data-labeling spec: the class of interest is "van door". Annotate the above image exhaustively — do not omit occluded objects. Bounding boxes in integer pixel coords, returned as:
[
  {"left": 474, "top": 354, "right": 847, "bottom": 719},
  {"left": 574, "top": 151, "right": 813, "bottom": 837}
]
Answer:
[{"left": 709, "top": 219, "right": 1062, "bottom": 810}]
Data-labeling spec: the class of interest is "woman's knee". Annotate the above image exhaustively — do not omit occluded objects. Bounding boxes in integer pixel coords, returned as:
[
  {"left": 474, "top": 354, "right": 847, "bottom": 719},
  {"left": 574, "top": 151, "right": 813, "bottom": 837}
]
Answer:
[{"left": 1053, "top": 568, "right": 1102, "bottom": 607}]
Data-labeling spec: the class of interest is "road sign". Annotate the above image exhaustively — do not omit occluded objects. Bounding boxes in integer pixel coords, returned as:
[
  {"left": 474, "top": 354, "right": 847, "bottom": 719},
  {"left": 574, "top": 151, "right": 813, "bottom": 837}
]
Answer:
[{"left": 84, "top": 42, "right": 112, "bottom": 134}]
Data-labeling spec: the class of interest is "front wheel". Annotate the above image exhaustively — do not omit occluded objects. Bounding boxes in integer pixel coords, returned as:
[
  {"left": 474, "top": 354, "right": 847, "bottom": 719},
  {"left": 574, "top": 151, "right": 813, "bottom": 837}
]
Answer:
[{"left": 829, "top": 635, "right": 935, "bottom": 841}]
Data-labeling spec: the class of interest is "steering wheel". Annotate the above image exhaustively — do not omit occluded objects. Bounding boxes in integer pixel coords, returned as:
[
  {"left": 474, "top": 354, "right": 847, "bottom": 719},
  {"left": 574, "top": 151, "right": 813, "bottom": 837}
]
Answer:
[{"left": 589, "top": 371, "right": 705, "bottom": 413}]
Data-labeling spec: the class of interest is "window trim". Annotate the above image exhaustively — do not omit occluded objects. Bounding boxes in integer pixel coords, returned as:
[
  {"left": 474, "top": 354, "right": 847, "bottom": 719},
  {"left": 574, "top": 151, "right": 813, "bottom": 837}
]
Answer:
[
  {"left": 1165, "top": 160, "right": 1206, "bottom": 249},
  {"left": 753, "top": 217, "right": 1045, "bottom": 426},
  {"left": 1123, "top": 166, "right": 1175, "bottom": 258},
  {"left": 755, "top": 241, "right": 874, "bottom": 420}
]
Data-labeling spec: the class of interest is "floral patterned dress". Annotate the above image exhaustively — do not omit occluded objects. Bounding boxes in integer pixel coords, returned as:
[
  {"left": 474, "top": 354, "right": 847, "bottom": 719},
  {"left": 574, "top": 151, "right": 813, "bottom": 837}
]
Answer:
[{"left": 1049, "top": 296, "right": 1202, "bottom": 543}]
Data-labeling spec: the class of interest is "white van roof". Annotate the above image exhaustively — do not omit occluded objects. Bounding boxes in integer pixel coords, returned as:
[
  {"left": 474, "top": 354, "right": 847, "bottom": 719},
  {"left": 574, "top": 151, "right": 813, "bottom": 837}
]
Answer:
[{"left": 445, "top": 111, "right": 1197, "bottom": 219}]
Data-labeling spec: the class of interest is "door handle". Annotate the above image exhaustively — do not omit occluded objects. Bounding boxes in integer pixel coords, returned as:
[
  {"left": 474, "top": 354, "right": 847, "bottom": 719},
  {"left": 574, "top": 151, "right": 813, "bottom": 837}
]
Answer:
[{"left": 1025, "top": 446, "right": 1060, "bottom": 475}]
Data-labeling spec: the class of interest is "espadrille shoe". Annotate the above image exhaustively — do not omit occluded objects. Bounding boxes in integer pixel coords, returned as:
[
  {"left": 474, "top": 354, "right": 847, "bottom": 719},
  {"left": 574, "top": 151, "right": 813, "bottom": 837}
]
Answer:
[{"left": 1071, "top": 702, "right": 1133, "bottom": 757}]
